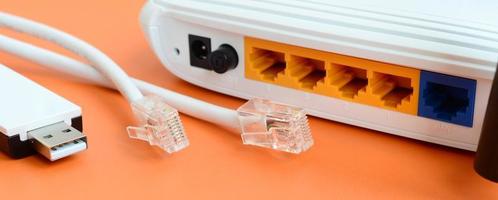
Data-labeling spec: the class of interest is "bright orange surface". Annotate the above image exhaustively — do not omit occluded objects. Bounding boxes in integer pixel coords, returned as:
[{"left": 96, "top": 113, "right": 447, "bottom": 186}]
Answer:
[{"left": 1, "top": 1, "right": 496, "bottom": 199}]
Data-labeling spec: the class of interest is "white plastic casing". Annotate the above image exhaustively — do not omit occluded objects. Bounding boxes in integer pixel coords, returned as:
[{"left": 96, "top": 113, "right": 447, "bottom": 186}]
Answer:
[
  {"left": 0, "top": 64, "right": 81, "bottom": 141},
  {"left": 140, "top": 0, "right": 498, "bottom": 151}
]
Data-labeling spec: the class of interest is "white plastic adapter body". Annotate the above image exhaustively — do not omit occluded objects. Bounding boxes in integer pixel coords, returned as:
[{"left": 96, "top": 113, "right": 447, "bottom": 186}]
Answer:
[{"left": 0, "top": 64, "right": 81, "bottom": 141}]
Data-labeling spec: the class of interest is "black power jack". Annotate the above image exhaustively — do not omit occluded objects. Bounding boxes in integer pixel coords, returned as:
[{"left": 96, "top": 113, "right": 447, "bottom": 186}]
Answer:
[
  {"left": 188, "top": 34, "right": 238, "bottom": 73},
  {"left": 188, "top": 34, "right": 239, "bottom": 74},
  {"left": 209, "top": 44, "right": 238, "bottom": 74},
  {"left": 189, "top": 34, "right": 212, "bottom": 69}
]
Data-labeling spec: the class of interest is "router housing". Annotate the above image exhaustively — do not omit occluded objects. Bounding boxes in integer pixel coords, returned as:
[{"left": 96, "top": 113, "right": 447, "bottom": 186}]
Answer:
[{"left": 140, "top": 0, "right": 498, "bottom": 151}]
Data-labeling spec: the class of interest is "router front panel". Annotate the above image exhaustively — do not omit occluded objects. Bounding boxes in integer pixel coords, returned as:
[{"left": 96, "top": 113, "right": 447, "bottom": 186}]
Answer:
[{"left": 141, "top": 0, "right": 498, "bottom": 151}]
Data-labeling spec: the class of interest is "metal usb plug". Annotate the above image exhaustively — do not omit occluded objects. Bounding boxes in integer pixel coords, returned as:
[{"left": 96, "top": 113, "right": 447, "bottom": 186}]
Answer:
[{"left": 28, "top": 122, "right": 87, "bottom": 161}]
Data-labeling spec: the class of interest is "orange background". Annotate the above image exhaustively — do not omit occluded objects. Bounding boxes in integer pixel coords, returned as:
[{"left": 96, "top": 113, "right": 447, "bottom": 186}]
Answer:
[{"left": 0, "top": 1, "right": 496, "bottom": 199}]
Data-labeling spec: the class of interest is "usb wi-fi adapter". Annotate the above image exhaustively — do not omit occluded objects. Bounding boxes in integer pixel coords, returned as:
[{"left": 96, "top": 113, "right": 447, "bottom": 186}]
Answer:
[{"left": 0, "top": 64, "right": 87, "bottom": 161}]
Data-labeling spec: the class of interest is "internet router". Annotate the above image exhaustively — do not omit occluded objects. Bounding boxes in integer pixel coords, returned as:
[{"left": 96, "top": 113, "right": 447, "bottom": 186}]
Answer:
[{"left": 140, "top": 0, "right": 498, "bottom": 151}]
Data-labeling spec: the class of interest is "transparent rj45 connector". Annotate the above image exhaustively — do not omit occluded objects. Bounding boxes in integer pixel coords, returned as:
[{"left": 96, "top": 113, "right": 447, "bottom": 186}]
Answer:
[
  {"left": 237, "top": 98, "right": 314, "bottom": 154},
  {"left": 126, "top": 95, "right": 189, "bottom": 153}
]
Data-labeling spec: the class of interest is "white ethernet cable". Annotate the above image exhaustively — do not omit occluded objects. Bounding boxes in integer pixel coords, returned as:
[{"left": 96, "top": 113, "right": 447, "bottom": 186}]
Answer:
[
  {"left": 0, "top": 12, "right": 314, "bottom": 154},
  {"left": 0, "top": 11, "right": 189, "bottom": 154},
  {"left": 0, "top": 34, "right": 314, "bottom": 154},
  {"left": 0, "top": 12, "right": 142, "bottom": 102}
]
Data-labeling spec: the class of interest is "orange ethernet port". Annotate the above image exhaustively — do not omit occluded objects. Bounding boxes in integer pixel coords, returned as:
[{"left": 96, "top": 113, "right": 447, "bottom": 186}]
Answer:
[
  {"left": 276, "top": 55, "right": 325, "bottom": 90},
  {"left": 371, "top": 72, "right": 414, "bottom": 108},
  {"left": 315, "top": 63, "right": 368, "bottom": 100},
  {"left": 331, "top": 64, "right": 368, "bottom": 99},
  {"left": 246, "top": 47, "right": 286, "bottom": 82}
]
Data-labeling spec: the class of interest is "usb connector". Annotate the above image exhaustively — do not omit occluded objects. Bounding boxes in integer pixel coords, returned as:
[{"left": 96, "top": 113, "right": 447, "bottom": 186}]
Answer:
[
  {"left": 28, "top": 122, "right": 87, "bottom": 161},
  {"left": 0, "top": 65, "right": 85, "bottom": 160}
]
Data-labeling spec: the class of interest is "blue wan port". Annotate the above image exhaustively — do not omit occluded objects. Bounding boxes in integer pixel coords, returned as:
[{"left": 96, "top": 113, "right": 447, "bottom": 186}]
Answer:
[{"left": 418, "top": 71, "right": 476, "bottom": 127}]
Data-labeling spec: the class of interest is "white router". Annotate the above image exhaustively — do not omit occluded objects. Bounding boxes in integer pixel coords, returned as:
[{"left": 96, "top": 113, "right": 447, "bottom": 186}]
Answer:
[{"left": 140, "top": 0, "right": 498, "bottom": 151}]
